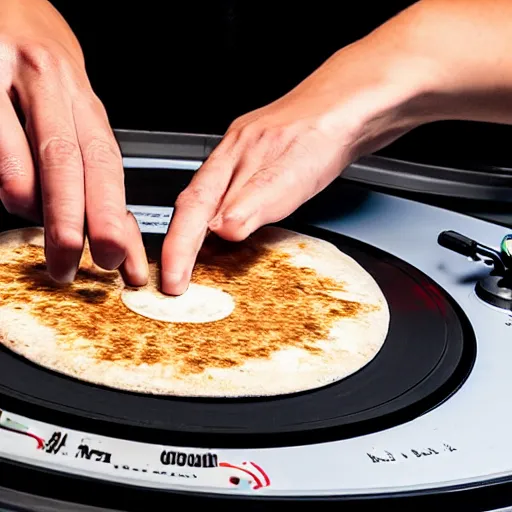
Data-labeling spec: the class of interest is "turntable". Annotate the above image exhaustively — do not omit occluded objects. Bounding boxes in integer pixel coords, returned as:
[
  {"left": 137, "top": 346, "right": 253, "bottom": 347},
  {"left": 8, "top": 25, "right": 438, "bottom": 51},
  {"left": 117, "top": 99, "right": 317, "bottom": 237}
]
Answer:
[{"left": 0, "top": 129, "right": 511, "bottom": 511}]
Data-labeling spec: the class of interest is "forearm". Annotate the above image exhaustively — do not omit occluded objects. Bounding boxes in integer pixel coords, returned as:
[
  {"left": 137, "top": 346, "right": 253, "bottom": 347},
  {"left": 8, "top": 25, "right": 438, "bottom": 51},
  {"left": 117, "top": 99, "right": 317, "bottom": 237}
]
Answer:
[{"left": 369, "top": 0, "right": 512, "bottom": 125}]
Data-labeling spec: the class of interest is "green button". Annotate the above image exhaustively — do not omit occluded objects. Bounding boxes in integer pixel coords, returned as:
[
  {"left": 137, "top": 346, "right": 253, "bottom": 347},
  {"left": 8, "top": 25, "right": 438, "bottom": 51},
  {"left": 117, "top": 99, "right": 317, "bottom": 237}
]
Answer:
[{"left": 501, "top": 235, "right": 512, "bottom": 257}]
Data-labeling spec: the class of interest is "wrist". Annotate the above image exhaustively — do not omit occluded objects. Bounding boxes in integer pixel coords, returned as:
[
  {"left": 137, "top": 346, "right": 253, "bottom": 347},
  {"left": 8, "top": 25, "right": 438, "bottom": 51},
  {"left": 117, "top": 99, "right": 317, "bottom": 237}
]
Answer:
[{"left": 331, "top": 36, "right": 443, "bottom": 160}]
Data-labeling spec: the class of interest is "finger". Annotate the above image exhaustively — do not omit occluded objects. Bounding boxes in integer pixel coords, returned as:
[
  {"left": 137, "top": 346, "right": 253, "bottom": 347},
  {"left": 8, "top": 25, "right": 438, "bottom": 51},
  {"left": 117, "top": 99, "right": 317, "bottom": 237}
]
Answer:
[
  {"left": 18, "top": 76, "right": 85, "bottom": 283},
  {"left": 209, "top": 155, "right": 319, "bottom": 242},
  {"left": 205, "top": 135, "right": 280, "bottom": 218},
  {"left": 72, "top": 94, "right": 128, "bottom": 271},
  {"left": 119, "top": 211, "right": 149, "bottom": 287},
  {"left": 0, "top": 93, "right": 39, "bottom": 222},
  {"left": 160, "top": 137, "right": 238, "bottom": 295}
]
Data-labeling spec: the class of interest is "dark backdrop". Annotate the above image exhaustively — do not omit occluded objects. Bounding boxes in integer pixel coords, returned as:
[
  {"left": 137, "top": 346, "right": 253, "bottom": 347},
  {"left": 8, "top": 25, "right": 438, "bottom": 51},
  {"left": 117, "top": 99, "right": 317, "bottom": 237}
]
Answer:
[{"left": 50, "top": 1, "right": 511, "bottom": 170}]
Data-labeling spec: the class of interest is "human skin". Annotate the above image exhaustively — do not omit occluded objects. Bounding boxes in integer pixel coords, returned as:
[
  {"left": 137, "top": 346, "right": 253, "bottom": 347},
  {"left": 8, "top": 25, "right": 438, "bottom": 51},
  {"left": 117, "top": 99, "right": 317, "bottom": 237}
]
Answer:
[
  {"left": 0, "top": 0, "right": 510, "bottom": 294},
  {"left": 0, "top": 0, "right": 147, "bottom": 285},
  {"left": 162, "top": 0, "right": 512, "bottom": 294}
]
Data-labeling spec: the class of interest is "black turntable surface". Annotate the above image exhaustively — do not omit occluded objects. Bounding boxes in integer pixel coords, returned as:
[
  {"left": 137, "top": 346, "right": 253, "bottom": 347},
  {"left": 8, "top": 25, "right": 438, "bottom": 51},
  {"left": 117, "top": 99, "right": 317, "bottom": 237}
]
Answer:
[{"left": 0, "top": 221, "right": 476, "bottom": 449}]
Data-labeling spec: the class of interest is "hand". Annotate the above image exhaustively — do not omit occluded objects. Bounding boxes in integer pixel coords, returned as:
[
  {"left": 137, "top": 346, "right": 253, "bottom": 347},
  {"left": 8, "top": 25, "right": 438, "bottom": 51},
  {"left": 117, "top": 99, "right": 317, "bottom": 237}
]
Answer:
[
  {"left": 161, "top": 39, "right": 425, "bottom": 295},
  {"left": 0, "top": 0, "right": 148, "bottom": 285}
]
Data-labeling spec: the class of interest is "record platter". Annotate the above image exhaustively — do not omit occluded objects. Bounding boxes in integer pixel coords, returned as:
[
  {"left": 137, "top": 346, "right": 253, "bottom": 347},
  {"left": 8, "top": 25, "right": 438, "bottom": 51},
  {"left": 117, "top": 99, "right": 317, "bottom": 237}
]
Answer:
[{"left": 0, "top": 130, "right": 511, "bottom": 511}]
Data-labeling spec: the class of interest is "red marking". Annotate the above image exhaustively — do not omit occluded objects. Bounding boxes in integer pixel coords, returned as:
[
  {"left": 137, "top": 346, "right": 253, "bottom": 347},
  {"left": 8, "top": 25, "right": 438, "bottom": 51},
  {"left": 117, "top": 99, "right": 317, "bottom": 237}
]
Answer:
[
  {"left": 248, "top": 462, "right": 271, "bottom": 487},
  {"left": 390, "top": 282, "right": 446, "bottom": 314},
  {"left": 219, "top": 461, "right": 270, "bottom": 490},
  {"left": 408, "top": 283, "right": 448, "bottom": 314},
  {"left": 410, "top": 284, "right": 437, "bottom": 311},
  {"left": 0, "top": 426, "right": 44, "bottom": 449},
  {"left": 423, "top": 283, "right": 447, "bottom": 314}
]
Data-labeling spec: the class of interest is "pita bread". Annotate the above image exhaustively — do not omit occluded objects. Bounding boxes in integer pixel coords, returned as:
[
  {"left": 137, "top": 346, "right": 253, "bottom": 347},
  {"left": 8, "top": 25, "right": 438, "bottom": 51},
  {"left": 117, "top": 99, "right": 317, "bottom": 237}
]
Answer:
[{"left": 0, "top": 226, "right": 390, "bottom": 397}]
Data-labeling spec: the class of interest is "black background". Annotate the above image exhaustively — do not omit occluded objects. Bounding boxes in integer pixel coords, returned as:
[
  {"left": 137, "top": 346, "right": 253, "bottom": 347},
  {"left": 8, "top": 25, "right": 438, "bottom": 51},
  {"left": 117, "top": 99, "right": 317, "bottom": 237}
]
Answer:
[{"left": 50, "top": 1, "right": 511, "bottom": 170}]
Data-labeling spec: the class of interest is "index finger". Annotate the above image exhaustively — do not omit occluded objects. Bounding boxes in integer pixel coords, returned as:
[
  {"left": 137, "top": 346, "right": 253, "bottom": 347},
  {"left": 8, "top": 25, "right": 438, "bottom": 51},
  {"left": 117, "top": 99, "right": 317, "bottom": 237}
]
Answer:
[{"left": 160, "top": 143, "right": 237, "bottom": 295}]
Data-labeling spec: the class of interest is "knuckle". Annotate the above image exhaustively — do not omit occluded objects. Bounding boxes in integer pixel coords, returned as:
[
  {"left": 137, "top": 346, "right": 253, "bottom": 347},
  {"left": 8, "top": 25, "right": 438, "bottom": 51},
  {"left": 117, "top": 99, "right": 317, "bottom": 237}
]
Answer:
[
  {"left": 89, "top": 218, "right": 126, "bottom": 247},
  {"left": 18, "top": 44, "right": 61, "bottom": 75},
  {"left": 251, "top": 167, "right": 282, "bottom": 189},
  {"left": 39, "top": 137, "right": 81, "bottom": 169},
  {"left": 205, "top": 137, "right": 235, "bottom": 164},
  {"left": 175, "top": 185, "right": 216, "bottom": 209},
  {"left": 264, "top": 125, "right": 298, "bottom": 147},
  {"left": 222, "top": 209, "right": 250, "bottom": 232},
  {"left": 237, "top": 124, "right": 263, "bottom": 145},
  {"left": 227, "top": 116, "right": 246, "bottom": 132},
  {"left": 226, "top": 116, "right": 262, "bottom": 144},
  {"left": 83, "top": 136, "right": 121, "bottom": 169},
  {"left": 103, "top": 219, "right": 126, "bottom": 241},
  {"left": 0, "top": 156, "right": 32, "bottom": 214},
  {"left": 262, "top": 124, "right": 283, "bottom": 140},
  {"left": 46, "top": 224, "right": 83, "bottom": 252},
  {"left": 88, "top": 93, "right": 109, "bottom": 116},
  {"left": 0, "top": 155, "right": 27, "bottom": 186}
]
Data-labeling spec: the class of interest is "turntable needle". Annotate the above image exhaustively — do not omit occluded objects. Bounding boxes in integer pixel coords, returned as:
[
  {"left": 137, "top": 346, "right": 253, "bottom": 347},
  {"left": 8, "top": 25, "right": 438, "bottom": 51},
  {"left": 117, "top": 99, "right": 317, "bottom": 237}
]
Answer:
[{"left": 437, "top": 230, "right": 508, "bottom": 274}]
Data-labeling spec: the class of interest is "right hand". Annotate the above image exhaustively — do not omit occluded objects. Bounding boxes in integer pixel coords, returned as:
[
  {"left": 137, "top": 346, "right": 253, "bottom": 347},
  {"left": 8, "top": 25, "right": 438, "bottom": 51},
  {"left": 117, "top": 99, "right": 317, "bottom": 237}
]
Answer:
[{"left": 0, "top": 0, "right": 148, "bottom": 286}]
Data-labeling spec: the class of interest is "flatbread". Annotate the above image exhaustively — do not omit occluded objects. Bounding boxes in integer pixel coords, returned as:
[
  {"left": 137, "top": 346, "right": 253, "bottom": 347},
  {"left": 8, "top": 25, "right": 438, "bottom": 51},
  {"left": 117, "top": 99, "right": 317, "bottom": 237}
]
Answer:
[{"left": 0, "top": 226, "right": 390, "bottom": 397}]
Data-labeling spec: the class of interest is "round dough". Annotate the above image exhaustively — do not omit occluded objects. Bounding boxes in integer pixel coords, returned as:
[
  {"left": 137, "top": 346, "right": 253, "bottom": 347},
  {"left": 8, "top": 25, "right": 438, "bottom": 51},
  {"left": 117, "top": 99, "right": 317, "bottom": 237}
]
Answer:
[{"left": 0, "top": 226, "right": 390, "bottom": 397}]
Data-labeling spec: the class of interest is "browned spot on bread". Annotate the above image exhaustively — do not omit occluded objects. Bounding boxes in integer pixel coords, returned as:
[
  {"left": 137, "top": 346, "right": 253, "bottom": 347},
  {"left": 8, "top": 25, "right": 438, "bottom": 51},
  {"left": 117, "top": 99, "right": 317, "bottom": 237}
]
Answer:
[{"left": 0, "top": 235, "right": 377, "bottom": 375}]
